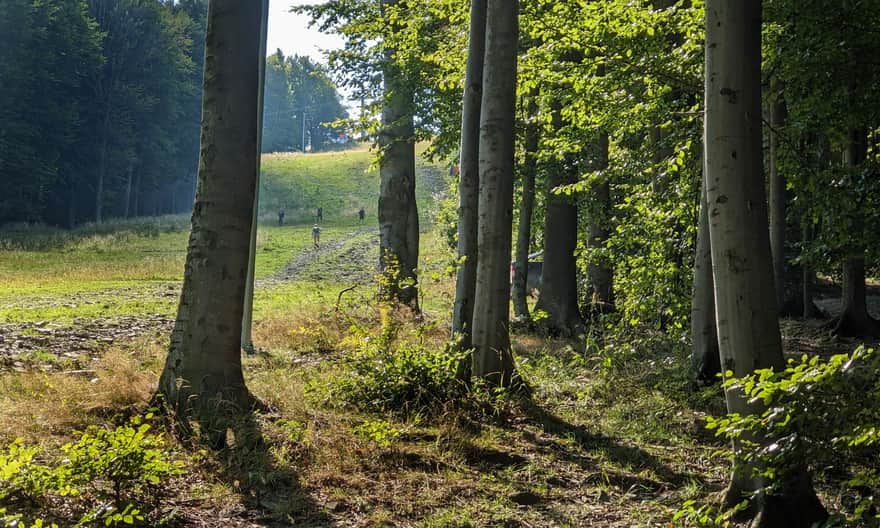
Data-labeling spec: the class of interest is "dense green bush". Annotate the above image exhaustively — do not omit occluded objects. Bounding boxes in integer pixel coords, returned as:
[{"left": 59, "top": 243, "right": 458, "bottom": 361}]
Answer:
[
  {"left": 707, "top": 347, "right": 880, "bottom": 524},
  {"left": 0, "top": 416, "right": 183, "bottom": 527},
  {"left": 334, "top": 339, "right": 468, "bottom": 417}
]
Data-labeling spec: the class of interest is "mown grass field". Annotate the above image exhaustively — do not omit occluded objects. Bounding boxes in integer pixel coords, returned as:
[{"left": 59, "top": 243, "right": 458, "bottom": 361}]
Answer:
[{"left": 0, "top": 145, "right": 771, "bottom": 528}]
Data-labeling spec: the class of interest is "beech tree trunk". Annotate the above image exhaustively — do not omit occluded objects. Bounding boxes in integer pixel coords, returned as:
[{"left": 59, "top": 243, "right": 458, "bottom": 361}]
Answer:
[
  {"left": 378, "top": 0, "right": 419, "bottom": 308},
  {"left": 512, "top": 97, "right": 538, "bottom": 322},
  {"left": 704, "top": 2, "right": 827, "bottom": 525},
  {"left": 471, "top": 0, "right": 518, "bottom": 386},
  {"left": 768, "top": 87, "right": 787, "bottom": 313},
  {"left": 690, "top": 175, "right": 719, "bottom": 383},
  {"left": 534, "top": 102, "right": 584, "bottom": 335},
  {"left": 240, "top": 0, "right": 269, "bottom": 355},
  {"left": 832, "top": 129, "right": 879, "bottom": 336},
  {"left": 157, "top": 0, "right": 263, "bottom": 448},
  {"left": 452, "top": 0, "right": 487, "bottom": 355},
  {"left": 588, "top": 131, "right": 613, "bottom": 309}
]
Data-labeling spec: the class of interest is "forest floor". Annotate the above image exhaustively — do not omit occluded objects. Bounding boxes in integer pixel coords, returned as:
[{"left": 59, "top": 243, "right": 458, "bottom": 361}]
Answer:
[{"left": 1, "top": 151, "right": 878, "bottom": 528}]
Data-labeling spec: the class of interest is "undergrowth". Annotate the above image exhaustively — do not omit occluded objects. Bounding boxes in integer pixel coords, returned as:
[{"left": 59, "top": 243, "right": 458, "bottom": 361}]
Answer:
[{"left": 0, "top": 414, "right": 183, "bottom": 527}]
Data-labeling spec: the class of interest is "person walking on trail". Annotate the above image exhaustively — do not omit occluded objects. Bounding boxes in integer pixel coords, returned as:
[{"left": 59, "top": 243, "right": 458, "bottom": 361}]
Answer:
[
  {"left": 316, "top": 207, "right": 323, "bottom": 223},
  {"left": 277, "top": 209, "right": 285, "bottom": 226},
  {"left": 312, "top": 224, "right": 321, "bottom": 248},
  {"left": 358, "top": 207, "right": 365, "bottom": 224}
]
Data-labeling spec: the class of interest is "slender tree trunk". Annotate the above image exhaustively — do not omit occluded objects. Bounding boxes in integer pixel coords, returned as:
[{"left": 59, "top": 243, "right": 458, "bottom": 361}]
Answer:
[
  {"left": 378, "top": 0, "right": 419, "bottom": 308},
  {"left": 512, "top": 97, "right": 538, "bottom": 322},
  {"left": 67, "top": 184, "right": 76, "bottom": 228},
  {"left": 132, "top": 170, "right": 141, "bottom": 218},
  {"left": 535, "top": 102, "right": 584, "bottom": 335},
  {"left": 241, "top": 0, "right": 269, "bottom": 355},
  {"left": 768, "top": 86, "right": 787, "bottom": 314},
  {"left": 704, "top": 2, "right": 827, "bottom": 525},
  {"left": 800, "top": 219, "right": 819, "bottom": 318},
  {"left": 157, "top": 0, "right": 262, "bottom": 448},
  {"left": 123, "top": 162, "right": 133, "bottom": 218},
  {"left": 452, "top": 0, "right": 487, "bottom": 357},
  {"left": 691, "top": 174, "right": 719, "bottom": 383},
  {"left": 588, "top": 131, "right": 613, "bottom": 309},
  {"left": 471, "top": 0, "right": 518, "bottom": 386},
  {"left": 95, "top": 122, "right": 108, "bottom": 224}
]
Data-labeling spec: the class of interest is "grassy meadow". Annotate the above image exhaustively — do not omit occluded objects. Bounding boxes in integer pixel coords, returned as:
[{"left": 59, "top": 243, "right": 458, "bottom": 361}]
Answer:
[{"left": 0, "top": 145, "right": 747, "bottom": 528}]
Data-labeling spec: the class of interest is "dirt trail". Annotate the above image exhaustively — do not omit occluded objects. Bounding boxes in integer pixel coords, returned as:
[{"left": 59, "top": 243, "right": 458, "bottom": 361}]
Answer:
[
  {"left": 0, "top": 226, "right": 379, "bottom": 372},
  {"left": 257, "top": 225, "right": 378, "bottom": 287}
]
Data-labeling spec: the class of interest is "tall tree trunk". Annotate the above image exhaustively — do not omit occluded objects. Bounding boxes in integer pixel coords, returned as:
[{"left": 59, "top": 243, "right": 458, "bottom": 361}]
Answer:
[
  {"left": 691, "top": 174, "right": 719, "bottom": 383},
  {"left": 123, "top": 162, "right": 133, "bottom": 218},
  {"left": 241, "top": 0, "right": 269, "bottom": 355},
  {"left": 95, "top": 123, "right": 108, "bottom": 224},
  {"left": 704, "top": 2, "right": 827, "bottom": 525},
  {"left": 471, "top": 0, "right": 518, "bottom": 386},
  {"left": 157, "top": 0, "right": 262, "bottom": 448},
  {"left": 67, "top": 184, "right": 76, "bottom": 228},
  {"left": 832, "top": 128, "right": 879, "bottom": 336},
  {"left": 768, "top": 85, "right": 787, "bottom": 314},
  {"left": 132, "top": 170, "right": 141, "bottom": 218},
  {"left": 834, "top": 255, "right": 878, "bottom": 336},
  {"left": 378, "top": 0, "right": 419, "bottom": 308},
  {"left": 512, "top": 97, "right": 538, "bottom": 322},
  {"left": 452, "top": 0, "right": 487, "bottom": 357},
  {"left": 801, "top": 219, "right": 819, "bottom": 318},
  {"left": 535, "top": 102, "right": 584, "bottom": 335},
  {"left": 588, "top": 131, "right": 613, "bottom": 309}
]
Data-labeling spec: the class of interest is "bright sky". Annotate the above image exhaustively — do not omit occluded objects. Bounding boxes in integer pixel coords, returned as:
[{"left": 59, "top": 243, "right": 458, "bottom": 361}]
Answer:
[{"left": 266, "top": 0, "right": 343, "bottom": 64}]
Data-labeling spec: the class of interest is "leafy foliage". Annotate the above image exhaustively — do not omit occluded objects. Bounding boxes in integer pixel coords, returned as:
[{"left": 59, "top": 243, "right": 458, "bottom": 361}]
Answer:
[
  {"left": 707, "top": 347, "right": 880, "bottom": 523},
  {"left": 333, "top": 337, "right": 468, "bottom": 418},
  {"left": 262, "top": 50, "right": 349, "bottom": 153},
  {"left": 0, "top": 416, "right": 183, "bottom": 527},
  {"left": 0, "top": 0, "right": 207, "bottom": 226}
]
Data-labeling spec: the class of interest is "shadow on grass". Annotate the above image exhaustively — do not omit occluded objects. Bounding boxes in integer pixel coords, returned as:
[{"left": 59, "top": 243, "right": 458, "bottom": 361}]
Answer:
[
  {"left": 211, "top": 413, "right": 334, "bottom": 528},
  {"left": 518, "top": 399, "right": 708, "bottom": 491}
]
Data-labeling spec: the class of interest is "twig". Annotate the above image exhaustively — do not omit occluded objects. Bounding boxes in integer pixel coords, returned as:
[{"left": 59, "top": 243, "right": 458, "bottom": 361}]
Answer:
[{"left": 336, "top": 285, "right": 358, "bottom": 311}]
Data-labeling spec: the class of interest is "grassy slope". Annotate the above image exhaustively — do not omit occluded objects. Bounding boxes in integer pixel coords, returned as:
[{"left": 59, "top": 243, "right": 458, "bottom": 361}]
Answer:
[
  {"left": 0, "top": 144, "right": 447, "bottom": 324},
  {"left": 260, "top": 143, "right": 447, "bottom": 225},
  {"left": 0, "top": 146, "right": 745, "bottom": 527}
]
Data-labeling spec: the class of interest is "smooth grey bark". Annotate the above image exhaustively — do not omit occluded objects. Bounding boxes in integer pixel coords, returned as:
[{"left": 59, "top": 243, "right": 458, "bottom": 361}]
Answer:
[
  {"left": 535, "top": 102, "right": 584, "bottom": 335},
  {"left": 768, "top": 87, "right": 787, "bottom": 313},
  {"left": 241, "top": 0, "right": 269, "bottom": 354},
  {"left": 690, "top": 175, "right": 719, "bottom": 383},
  {"left": 378, "top": 0, "right": 419, "bottom": 308},
  {"left": 452, "top": 0, "right": 487, "bottom": 356},
  {"left": 471, "top": 0, "right": 518, "bottom": 386},
  {"left": 704, "top": 2, "right": 826, "bottom": 525},
  {"left": 157, "top": 0, "right": 263, "bottom": 447},
  {"left": 512, "top": 97, "right": 538, "bottom": 321},
  {"left": 588, "top": 131, "right": 613, "bottom": 309}
]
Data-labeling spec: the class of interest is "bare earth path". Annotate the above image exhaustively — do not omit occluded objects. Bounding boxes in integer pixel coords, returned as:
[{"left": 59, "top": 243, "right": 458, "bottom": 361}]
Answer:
[{"left": 0, "top": 226, "right": 379, "bottom": 372}]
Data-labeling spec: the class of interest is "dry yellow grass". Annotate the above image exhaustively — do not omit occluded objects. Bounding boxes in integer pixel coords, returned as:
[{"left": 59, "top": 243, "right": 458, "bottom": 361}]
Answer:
[{"left": 0, "top": 340, "right": 161, "bottom": 446}]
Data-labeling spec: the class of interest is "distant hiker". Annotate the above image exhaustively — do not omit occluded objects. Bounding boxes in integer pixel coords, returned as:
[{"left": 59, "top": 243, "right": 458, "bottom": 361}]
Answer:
[
  {"left": 358, "top": 207, "right": 365, "bottom": 223},
  {"left": 312, "top": 224, "right": 321, "bottom": 248},
  {"left": 316, "top": 207, "right": 323, "bottom": 223},
  {"left": 278, "top": 209, "right": 285, "bottom": 226}
]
